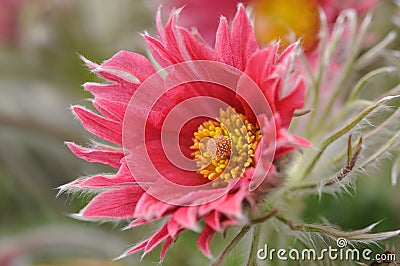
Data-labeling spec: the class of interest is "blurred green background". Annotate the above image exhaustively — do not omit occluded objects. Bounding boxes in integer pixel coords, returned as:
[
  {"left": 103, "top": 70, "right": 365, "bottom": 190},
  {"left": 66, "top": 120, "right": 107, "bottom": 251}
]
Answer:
[{"left": 0, "top": 0, "right": 399, "bottom": 265}]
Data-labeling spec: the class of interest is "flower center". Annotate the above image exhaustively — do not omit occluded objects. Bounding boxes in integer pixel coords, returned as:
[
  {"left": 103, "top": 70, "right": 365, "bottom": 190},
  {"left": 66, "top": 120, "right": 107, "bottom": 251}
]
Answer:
[
  {"left": 252, "top": 0, "right": 320, "bottom": 50},
  {"left": 190, "top": 107, "right": 261, "bottom": 184}
]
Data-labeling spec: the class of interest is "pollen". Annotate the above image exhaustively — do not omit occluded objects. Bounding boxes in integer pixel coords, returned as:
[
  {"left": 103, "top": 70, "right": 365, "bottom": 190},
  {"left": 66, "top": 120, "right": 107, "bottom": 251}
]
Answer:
[{"left": 190, "top": 107, "right": 262, "bottom": 184}]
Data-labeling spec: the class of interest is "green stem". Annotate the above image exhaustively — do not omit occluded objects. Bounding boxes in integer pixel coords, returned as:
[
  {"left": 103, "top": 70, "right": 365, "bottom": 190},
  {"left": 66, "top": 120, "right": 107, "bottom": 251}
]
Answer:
[
  {"left": 250, "top": 209, "right": 279, "bottom": 224},
  {"left": 211, "top": 226, "right": 251, "bottom": 266},
  {"left": 331, "top": 107, "right": 400, "bottom": 165},
  {"left": 359, "top": 130, "right": 400, "bottom": 169},
  {"left": 246, "top": 225, "right": 261, "bottom": 266},
  {"left": 322, "top": 99, "right": 372, "bottom": 134},
  {"left": 318, "top": 11, "right": 367, "bottom": 130},
  {"left": 348, "top": 67, "right": 396, "bottom": 102},
  {"left": 302, "top": 95, "right": 398, "bottom": 179}
]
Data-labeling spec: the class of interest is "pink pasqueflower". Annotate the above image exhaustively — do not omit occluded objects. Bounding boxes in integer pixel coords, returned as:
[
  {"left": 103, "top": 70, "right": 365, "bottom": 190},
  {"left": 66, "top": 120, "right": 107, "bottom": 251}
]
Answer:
[
  {"left": 0, "top": 0, "right": 24, "bottom": 45},
  {"left": 165, "top": 0, "right": 377, "bottom": 49},
  {"left": 63, "top": 5, "right": 310, "bottom": 260}
]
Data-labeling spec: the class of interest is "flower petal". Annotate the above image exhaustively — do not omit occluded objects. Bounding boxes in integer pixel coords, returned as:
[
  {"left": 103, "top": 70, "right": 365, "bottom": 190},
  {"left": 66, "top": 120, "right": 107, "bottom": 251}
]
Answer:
[
  {"left": 84, "top": 82, "right": 136, "bottom": 104},
  {"left": 100, "top": 50, "right": 156, "bottom": 83},
  {"left": 145, "top": 223, "right": 169, "bottom": 253},
  {"left": 278, "top": 79, "right": 306, "bottom": 128},
  {"left": 231, "top": 4, "right": 259, "bottom": 71},
  {"left": 160, "top": 237, "right": 174, "bottom": 259},
  {"left": 93, "top": 98, "right": 127, "bottom": 122},
  {"left": 72, "top": 106, "right": 122, "bottom": 145},
  {"left": 80, "top": 186, "right": 143, "bottom": 219},
  {"left": 120, "top": 240, "right": 148, "bottom": 258},
  {"left": 172, "top": 206, "right": 200, "bottom": 231},
  {"left": 167, "top": 218, "right": 182, "bottom": 239},
  {"left": 144, "top": 34, "right": 176, "bottom": 67},
  {"left": 65, "top": 162, "right": 136, "bottom": 189},
  {"left": 66, "top": 142, "right": 123, "bottom": 169},
  {"left": 178, "top": 27, "right": 215, "bottom": 61},
  {"left": 215, "top": 17, "right": 233, "bottom": 66},
  {"left": 204, "top": 211, "right": 222, "bottom": 232},
  {"left": 134, "top": 193, "right": 175, "bottom": 220},
  {"left": 196, "top": 225, "right": 215, "bottom": 258}
]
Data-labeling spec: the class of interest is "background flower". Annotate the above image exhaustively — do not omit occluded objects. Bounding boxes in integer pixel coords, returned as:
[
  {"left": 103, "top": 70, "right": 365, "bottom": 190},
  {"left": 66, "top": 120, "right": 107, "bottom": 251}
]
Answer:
[{"left": 163, "top": 0, "right": 377, "bottom": 49}]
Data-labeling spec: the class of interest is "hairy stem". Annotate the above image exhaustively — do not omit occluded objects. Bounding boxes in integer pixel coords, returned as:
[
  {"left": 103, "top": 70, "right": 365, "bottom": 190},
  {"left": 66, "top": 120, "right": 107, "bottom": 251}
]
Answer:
[
  {"left": 246, "top": 225, "right": 261, "bottom": 266},
  {"left": 302, "top": 95, "right": 398, "bottom": 179},
  {"left": 211, "top": 226, "right": 251, "bottom": 266}
]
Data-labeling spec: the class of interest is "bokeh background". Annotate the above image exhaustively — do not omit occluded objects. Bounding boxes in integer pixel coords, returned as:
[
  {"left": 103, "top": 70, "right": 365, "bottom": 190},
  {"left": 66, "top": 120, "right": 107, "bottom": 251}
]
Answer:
[{"left": 0, "top": 0, "right": 399, "bottom": 265}]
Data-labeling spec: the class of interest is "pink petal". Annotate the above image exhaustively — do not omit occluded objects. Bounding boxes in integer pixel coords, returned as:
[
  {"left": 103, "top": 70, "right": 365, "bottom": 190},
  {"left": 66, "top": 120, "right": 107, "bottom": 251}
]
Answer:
[
  {"left": 160, "top": 237, "right": 174, "bottom": 259},
  {"left": 165, "top": 0, "right": 243, "bottom": 46},
  {"left": 277, "top": 42, "right": 298, "bottom": 64},
  {"left": 163, "top": 14, "right": 185, "bottom": 63},
  {"left": 167, "top": 218, "right": 182, "bottom": 239},
  {"left": 122, "top": 240, "right": 148, "bottom": 257},
  {"left": 81, "top": 186, "right": 143, "bottom": 219},
  {"left": 93, "top": 98, "right": 127, "bottom": 122},
  {"left": 290, "top": 134, "right": 313, "bottom": 148},
  {"left": 145, "top": 223, "right": 169, "bottom": 253},
  {"left": 244, "top": 45, "right": 279, "bottom": 86},
  {"left": 155, "top": 8, "right": 165, "bottom": 43},
  {"left": 134, "top": 193, "right": 175, "bottom": 220},
  {"left": 124, "top": 214, "right": 169, "bottom": 230},
  {"left": 100, "top": 50, "right": 156, "bottom": 83},
  {"left": 204, "top": 211, "right": 222, "bottom": 232},
  {"left": 66, "top": 142, "right": 123, "bottom": 169},
  {"left": 144, "top": 34, "right": 176, "bottom": 67},
  {"left": 231, "top": 4, "right": 259, "bottom": 71},
  {"left": 196, "top": 225, "right": 215, "bottom": 258},
  {"left": 215, "top": 188, "right": 246, "bottom": 219},
  {"left": 278, "top": 79, "right": 306, "bottom": 128},
  {"left": 178, "top": 27, "right": 215, "bottom": 61},
  {"left": 243, "top": 47, "right": 280, "bottom": 112},
  {"left": 220, "top": 216, "right": 243, "bottom": 228},
  {"left": 81, "top": 55, "right": 100, "bottom": 71},
  {"left": 84, "top": 82, "right": 136, "bottom": 104},
  {"left": 215, "top": 17, "right": 233, "bottom": 67},
  {"left": 172, "top": 206, "right": 200, "bottom": 231},
  {"left": 72, "top": 106, "right": 122, "bottom": 145},
  {"left": 198, "top": 194, "right": 228, "bottom": 216},
  {"left": 68, "top": 162, "right": 136, "bottom": 189}
]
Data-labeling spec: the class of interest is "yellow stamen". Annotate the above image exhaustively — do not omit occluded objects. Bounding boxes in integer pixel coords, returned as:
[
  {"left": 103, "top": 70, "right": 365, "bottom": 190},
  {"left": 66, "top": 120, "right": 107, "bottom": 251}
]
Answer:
[{"left": 190, "top": 107, "right": 262, "bottom": 184}]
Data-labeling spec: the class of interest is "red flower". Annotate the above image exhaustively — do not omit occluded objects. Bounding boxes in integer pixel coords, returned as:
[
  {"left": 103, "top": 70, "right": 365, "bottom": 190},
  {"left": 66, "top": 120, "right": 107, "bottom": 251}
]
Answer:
[
  {"left": 165, "top": 0, "right": 377, "bottom": 49},
  {"left": 0, "top": 0, "right": 24, "bottom": 45},
  {"left": 63, "top": 5, "right": 310, "bottom": 260}
]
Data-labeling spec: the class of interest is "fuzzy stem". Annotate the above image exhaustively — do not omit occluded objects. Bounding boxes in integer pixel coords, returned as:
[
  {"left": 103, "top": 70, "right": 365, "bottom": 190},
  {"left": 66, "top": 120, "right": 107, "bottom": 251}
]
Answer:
[
  {"left": 304, "top": 9, "right": 337, "bottom": 138},
  {"left": 316, "top": 12, "right": 373, "bottom": 134},
  {"left": 246, "top": 225, "right": 261, "bottom": 266},
  {"left": 302, "top": 95, "right": 398, "bottom": 179},
  {"left": 277, "top": 215, "right": 400, "bottom": 241},
  {"left": 322, "top": 99, "right": 372, "bottom": 133},
  {"left": 250, "top": 209, "right": 279, "bottom": 224},
  {"left": 211, "top": 226, "right": 251, "bottom": 266},
  {"left": 359, "top": 130, "right": 400, "bottom": 169},
  {"left": 348, "top": 67, "right": 396, "bottom": 102},
  {"left": 354, "top": 31, "right": 397, "bottom": 69},
  {"left": 288, "top": 137, "right": 362, "bottom": 191},
  {"left": 330, "top": 107, "right": 400, "bottom": 165}
]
